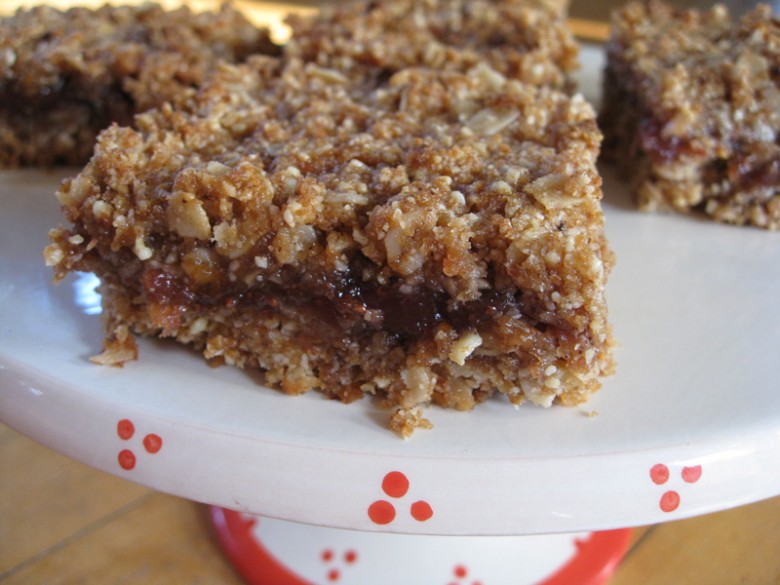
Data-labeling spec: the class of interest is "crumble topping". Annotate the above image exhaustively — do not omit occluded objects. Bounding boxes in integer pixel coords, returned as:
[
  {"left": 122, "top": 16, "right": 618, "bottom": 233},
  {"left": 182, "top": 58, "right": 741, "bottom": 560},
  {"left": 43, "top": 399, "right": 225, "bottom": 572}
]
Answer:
[
  {"left": 30, "top": 0, "right": 618, "bottom": 435},
  {"left": 46, "top": 51, "right": 613, "bottom": 434},
  {"left": 285, "top": 0, "right": 579, "bottom": 91}
]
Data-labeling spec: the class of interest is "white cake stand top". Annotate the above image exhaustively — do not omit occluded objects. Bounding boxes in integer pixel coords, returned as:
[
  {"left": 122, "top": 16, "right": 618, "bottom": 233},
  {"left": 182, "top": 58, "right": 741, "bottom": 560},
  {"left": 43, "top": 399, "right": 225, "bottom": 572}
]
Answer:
[{"left": 2, "top": 47, "right": 779, "bottom": 537}]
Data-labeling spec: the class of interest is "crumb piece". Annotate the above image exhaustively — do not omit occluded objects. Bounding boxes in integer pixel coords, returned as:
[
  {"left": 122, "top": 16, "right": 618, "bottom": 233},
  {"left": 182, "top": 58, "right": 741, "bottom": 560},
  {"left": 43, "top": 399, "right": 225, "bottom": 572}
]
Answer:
[
  {"left": 90, "top": 324, "right": 138, "bottom": 366},
  {"left": 390, "top": 407, "right": 434, "bottom": 439}
]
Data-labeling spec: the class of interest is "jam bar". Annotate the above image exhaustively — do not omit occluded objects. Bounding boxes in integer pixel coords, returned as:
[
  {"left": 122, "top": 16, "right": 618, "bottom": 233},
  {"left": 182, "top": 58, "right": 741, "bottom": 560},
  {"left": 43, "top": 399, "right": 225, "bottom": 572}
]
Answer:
[
  {"left": 46, "top": 54, "right": 614, "bottom": 435},
  {"left": 285, "top": 0, "right": 579, "bottom": 91},
  {"left": 600, "top": 0, "right": 780, "bottom": 229},
  {"left": 0, "top": 3, "right": 276, "bottom": 167}
]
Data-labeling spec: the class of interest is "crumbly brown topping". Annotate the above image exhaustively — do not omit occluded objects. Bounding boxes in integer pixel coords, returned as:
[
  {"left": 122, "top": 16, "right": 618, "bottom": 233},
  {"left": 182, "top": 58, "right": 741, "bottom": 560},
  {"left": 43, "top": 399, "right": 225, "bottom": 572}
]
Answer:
[
  {"left": 0, "top": 3, "right": 277, "bottom": 167},
  {"left": 35, "top": 0, "right": 616, "bottom": 434},
  {"left": 46, "top": 52, "right": 613, "bottom": 432},
  {"left": 601, "top": 0, "right": 780, "bottom": 229},
  {"left": 285, "top": 0, "right": 579, "bottom": 90}
]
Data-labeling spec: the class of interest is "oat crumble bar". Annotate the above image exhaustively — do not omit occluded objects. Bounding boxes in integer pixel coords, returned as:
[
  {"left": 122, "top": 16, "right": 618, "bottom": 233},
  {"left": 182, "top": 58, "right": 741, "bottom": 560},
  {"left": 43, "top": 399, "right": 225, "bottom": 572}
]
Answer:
[
  {"left": 284, "top": 0, "right": 579, "bottom": 91},
  {"left": 46, "top": 54, "right": 614, "bottom": 435},
  {"left": 0, "top": 3, "right": 276, "bottom": 167},
  {"left": 600, "top": 0, "right": 780, "bottom": 229}
]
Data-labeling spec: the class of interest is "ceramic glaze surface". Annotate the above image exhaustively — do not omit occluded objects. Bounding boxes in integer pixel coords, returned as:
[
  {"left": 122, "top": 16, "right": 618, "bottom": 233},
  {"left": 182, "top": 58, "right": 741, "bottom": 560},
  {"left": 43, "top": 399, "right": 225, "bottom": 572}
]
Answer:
[{"left": 2, "top": 47, "right": 779, "bottom": 536}]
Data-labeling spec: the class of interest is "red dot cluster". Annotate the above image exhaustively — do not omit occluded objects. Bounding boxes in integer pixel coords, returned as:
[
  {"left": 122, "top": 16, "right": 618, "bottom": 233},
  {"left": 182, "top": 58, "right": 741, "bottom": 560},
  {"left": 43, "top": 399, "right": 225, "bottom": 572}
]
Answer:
[
  {"left": 116, "top": 418, "right": 163, "bottom": 470},
  {"left": 368, "top": 471, "right": 433, "bottom": 525},
  {"left": 650, "top": 463, "right": 702, "bottom": 513},
  {"left": 321, "top": 548, "right": 358, "bottom": 582}
]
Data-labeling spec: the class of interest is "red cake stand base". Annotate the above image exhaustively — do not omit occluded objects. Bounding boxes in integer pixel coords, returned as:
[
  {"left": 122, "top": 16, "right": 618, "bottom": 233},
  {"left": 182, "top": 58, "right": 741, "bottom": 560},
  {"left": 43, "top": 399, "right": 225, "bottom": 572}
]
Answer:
[{"left": 209, "top": 507, "right": 632, "bottom": 585}]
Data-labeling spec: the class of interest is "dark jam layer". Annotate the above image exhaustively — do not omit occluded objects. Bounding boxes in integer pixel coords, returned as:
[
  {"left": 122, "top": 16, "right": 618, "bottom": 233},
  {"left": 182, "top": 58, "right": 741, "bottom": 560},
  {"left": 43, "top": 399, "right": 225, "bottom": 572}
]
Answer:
[
  {"left": 1, "top": 82, "right": 135, "bottom": 165},
  {"left": 639, "top": 117, "right": 780, "bottom": 195},
  {"left": 728, "top": 154, "right": 780, "bottom": 191},
  {"left": 1, "top": 75, "right": 135, "bottom": 128},
  {"left": 638, "top": 117, "right": 707, "bottom": 165},
  {"left": 139, "top": 256, "right": 562, "bottom": 346}
]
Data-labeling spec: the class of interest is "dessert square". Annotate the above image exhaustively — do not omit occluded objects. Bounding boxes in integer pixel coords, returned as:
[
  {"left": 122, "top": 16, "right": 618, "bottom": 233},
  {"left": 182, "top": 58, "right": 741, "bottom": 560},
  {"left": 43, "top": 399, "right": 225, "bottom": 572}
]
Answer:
[
  {"left": 0, "top": 3, "right": 276, "bottom": 167},
  {"left": 284, "top": 0, "right": 579, "bottom": 90},
  {"left": 600, "top": 0, "right": 780, "bottom": 229},
  {"left": 46, "top": 56, "right": 614, "bottom": 435}
]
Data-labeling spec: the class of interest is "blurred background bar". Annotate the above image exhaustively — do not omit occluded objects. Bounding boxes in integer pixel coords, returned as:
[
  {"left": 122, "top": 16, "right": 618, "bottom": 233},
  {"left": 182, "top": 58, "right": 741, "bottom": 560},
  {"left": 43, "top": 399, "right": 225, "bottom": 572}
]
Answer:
[
  {"left": 569, "top": 0, "right": 775, "bottom": 21},
  {"left": 2, "top": 1, "right": 776, "bottom": 44}
]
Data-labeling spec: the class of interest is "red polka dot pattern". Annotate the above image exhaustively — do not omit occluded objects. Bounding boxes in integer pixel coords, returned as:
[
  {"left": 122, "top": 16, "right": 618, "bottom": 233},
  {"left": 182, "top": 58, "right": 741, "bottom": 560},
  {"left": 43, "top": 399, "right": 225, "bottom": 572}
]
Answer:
[
  {"left": 368, "top": 471, "right": 433, "bottom": 526},
  {"left": 115, "top": 419, "right": 162, "bottom": 471},
  {"left": 651, "top": 462, "right": 702, "bottom": 513}
]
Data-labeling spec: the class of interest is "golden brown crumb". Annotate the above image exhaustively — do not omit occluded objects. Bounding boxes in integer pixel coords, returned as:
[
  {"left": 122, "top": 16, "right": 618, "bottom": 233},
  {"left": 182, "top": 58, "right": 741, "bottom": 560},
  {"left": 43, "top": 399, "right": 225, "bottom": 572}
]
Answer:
[
  {"left": 90, "top": 323, "right": 139, "bottom": 366},
  {"left": 390, "top": 408, "right": 434, "bottom": 439},
  {"left": 47, "top": 51, "right": 614, "bottom": 432}
]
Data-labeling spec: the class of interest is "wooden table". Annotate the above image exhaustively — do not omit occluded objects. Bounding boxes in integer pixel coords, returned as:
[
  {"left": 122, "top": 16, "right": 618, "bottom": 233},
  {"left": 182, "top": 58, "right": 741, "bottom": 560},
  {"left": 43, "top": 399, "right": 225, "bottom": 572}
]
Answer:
[{"left": 1, "top": 423, "right": 779, "bottom": 584}]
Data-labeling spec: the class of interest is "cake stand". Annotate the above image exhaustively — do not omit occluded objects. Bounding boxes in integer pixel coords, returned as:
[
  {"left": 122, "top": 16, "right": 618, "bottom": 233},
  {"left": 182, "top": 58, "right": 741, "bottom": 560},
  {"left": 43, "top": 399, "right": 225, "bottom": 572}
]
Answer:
[{"left": 2, "top": 46, "right": 780, "bottom": 585}]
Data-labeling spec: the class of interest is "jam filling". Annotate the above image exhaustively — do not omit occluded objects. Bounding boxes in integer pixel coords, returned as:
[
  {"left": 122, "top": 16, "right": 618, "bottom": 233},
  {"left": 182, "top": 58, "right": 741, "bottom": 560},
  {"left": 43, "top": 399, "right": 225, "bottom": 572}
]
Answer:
[
  {"left": 639, "top": 117, "right": 780, "bottom": 194},
  {"left": 1, "top": 78, "right": 135, "bottom": 126},
  {"left": 638, "top": 117, "right": 708, "bottom": 164},
  {"left": 728, "top": 155, "right": 780, "bottom": 191},
  {"left": 139, "top": 256, "right": 567, "bottom": 346}
]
